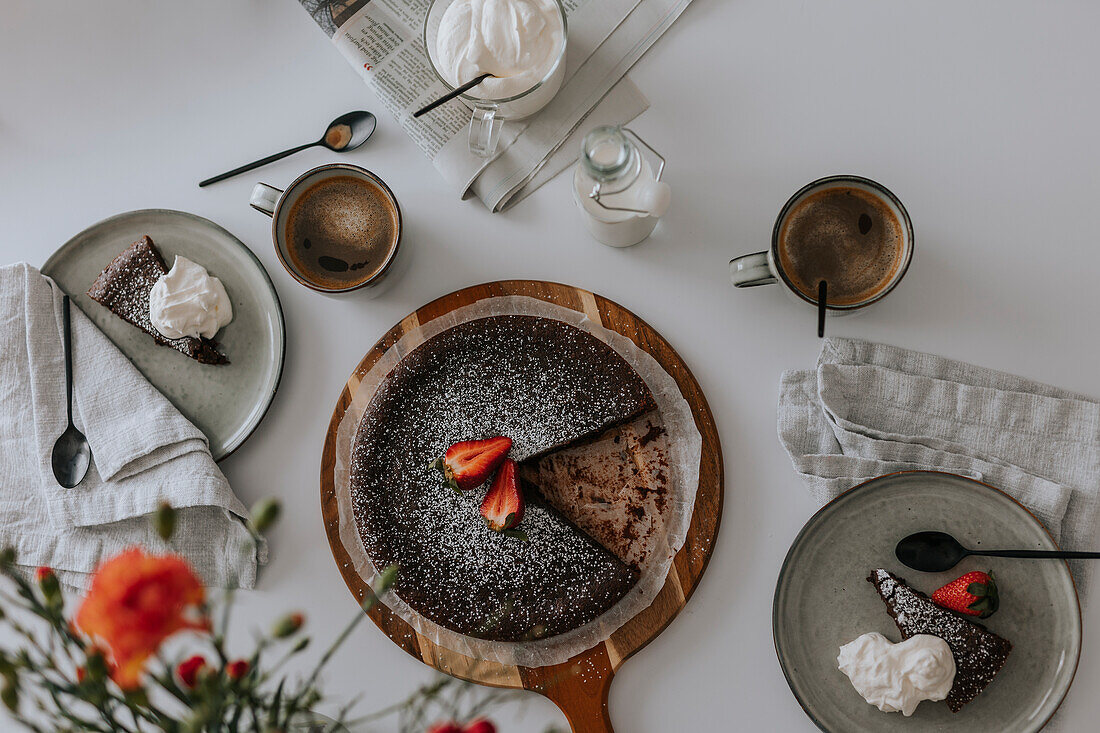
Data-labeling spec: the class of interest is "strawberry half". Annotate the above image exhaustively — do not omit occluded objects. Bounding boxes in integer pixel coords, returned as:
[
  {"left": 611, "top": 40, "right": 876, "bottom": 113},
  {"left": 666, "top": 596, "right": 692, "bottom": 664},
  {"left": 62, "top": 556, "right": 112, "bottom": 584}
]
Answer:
[
  {"left": 931, "top": 570, "right": 1000, "bottom": 618},
  {"left": 432, "top": 436, "right": 512, "bottom": 492},
  {"left": 480, "top": 459, "right": 527, "bottom": 540}
]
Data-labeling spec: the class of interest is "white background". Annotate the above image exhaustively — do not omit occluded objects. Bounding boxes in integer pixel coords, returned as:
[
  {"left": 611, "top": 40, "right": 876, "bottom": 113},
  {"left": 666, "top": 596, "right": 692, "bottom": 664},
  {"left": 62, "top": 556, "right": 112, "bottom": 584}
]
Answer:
[{"left": 3, "top": 1, "right": 1100, "bottom": 730}]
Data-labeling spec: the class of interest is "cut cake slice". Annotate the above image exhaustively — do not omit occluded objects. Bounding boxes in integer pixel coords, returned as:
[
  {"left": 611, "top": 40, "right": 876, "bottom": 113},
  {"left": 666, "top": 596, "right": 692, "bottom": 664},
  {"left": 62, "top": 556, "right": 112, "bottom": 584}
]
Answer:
[{"left": 868, "top": 568, "right": 1012, "bottom": 712}]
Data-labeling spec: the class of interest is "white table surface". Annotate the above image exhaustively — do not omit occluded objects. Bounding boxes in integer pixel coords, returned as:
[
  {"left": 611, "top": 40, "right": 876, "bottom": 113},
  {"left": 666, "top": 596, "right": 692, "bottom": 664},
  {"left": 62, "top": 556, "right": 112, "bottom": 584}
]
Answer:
[{"left": 3, "top": 1, "right": 1100, "bottom": 730}]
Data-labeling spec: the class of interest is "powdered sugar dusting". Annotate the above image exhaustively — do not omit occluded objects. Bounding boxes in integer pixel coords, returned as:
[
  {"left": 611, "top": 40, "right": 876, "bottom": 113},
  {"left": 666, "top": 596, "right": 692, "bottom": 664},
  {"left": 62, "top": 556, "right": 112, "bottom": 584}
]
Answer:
[{"left": 350, "top": 315, "right": 653, "bottom": 641}]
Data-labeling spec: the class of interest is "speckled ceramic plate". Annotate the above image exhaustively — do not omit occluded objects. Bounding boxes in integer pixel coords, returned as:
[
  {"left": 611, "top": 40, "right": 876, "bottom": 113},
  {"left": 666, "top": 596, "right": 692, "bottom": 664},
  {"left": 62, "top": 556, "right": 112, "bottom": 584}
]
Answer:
[
  {"left": 773, "top": 471, "right": 1081, "bottom": 732},
  {"left": 43, "top": 209, "right": 285, "bottom": 460}
]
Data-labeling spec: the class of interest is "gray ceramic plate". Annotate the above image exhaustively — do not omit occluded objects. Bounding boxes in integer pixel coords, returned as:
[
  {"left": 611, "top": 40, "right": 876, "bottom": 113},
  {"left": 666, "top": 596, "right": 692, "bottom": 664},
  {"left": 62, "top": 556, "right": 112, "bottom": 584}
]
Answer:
[
  {"left": 42, "top": 209, "right": 285, "bottom": 460},
  {"left": 774, "top": 471, "right": 1081, "bottom": 732}
]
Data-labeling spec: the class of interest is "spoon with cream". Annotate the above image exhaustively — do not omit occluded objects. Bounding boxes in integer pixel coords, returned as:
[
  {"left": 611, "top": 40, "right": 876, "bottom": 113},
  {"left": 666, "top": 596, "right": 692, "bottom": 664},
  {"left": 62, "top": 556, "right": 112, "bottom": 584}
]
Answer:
[{"left": 198, "top": 110, "right": 377, "bottom": 187}]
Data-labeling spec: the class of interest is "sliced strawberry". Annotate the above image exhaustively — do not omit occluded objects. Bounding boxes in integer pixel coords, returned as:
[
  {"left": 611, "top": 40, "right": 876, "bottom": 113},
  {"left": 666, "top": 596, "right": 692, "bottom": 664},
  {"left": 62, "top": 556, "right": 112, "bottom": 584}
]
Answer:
[
  {"left": 432, "top": 436, "right": 512, "bottom": 491},
  {"left": 480, "top": 460, "right": 527, "bottom": 539}
]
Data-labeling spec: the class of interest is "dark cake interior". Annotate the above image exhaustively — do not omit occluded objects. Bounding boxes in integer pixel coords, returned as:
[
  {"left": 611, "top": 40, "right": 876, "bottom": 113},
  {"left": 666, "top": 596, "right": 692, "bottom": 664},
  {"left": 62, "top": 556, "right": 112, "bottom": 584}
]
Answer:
[
  {"left": 519, "top": 412, "right": 670, "bottom": 569},
  {"left": 868, "top": 569, "right": 1013, "bottom": 713},
  {"left": 87, "top": 236, "right": 229, "bottom": 365},
  {"left": 350, "top": 315, "right": 659, "bottom": 642}
]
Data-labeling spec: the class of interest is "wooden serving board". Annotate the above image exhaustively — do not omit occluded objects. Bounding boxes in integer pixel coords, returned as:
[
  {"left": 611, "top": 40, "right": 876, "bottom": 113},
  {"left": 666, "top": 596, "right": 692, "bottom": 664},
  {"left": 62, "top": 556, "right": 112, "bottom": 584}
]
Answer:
[{"left": 320, "top": 281, "right": 723, "bottom": 732}]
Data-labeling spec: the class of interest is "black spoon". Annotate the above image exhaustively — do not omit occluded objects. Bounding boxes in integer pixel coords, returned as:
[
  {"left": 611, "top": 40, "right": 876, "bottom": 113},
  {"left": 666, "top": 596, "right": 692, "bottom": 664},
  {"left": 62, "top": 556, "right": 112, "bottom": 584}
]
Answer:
[
  {"left": 413, "top": 73, "right": 495, "bottom": 118},
  {"left": 817, "top": 280, "right": 827, "bottom": 338},
  {"left": 198, "top": 111, "right": 377, "bottom": 187},
  {"left": 50, "top": 295, "right": 91, "bottom": 489},
  {"left": 895, "top": 531, "right": 1100, "bottom": 573}
]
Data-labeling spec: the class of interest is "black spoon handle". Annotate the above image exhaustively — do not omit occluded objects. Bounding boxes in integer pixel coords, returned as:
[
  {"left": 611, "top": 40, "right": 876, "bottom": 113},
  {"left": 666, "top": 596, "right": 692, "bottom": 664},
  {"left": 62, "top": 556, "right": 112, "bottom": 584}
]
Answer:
[
  {"left": 817, "top": 280, "right": 827, "bottom": 338},
  {"left": 970, "top": 549, "right": 1100, "bottom": 560},
  {"left": 61, "top": 294, "right": 73, "bottom": 427},
  {"left": 413, "top": 73, "right": 493, "bottom": 118},
  {"left": 199, "top": 141, "right": 319, "bottom": 187}
]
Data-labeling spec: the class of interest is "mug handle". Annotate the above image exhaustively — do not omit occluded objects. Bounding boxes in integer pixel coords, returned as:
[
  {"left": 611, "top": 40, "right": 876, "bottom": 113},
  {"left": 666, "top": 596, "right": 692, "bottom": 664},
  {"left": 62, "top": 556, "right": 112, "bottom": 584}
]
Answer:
[
  {"left": 250, "top": 183, "right": 283, "bottom": 217},
  {"left": 729, "top": 252, "right": 777, "bottom": 288},
  {"left": 468, "top": 103, "right": 502, "bottom": 158}
]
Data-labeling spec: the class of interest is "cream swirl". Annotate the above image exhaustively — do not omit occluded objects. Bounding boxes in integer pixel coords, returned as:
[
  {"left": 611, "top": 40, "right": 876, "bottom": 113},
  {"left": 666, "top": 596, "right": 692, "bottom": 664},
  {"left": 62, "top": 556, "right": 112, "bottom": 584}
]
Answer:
[
  {"left": 148, "top": 256, "right": 233, "bottom": 340},
  {"left": 837, "top": 632, "right": 955, "bottom": 716},
  {"left": 435, "top": 0, "right": 564, "bottom": 100}
]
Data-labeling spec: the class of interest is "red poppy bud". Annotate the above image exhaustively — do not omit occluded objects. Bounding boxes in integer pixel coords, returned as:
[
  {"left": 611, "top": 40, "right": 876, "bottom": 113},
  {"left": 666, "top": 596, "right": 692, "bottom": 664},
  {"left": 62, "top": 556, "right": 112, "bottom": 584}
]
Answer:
[
  {"left": 226, "top": 659, "right": 249, "bottom": 679},
  {"left": 175, "top": 655, "right": 206, "bottom": 688},
  {"left": 426, "top": 723, "right": 463, "bottom": 733}
]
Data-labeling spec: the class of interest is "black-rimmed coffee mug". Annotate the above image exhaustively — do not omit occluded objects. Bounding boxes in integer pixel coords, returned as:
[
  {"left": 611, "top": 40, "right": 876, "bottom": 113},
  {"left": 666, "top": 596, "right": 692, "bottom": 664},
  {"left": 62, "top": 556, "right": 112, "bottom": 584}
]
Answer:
[
  {"left": 729, "top": 175, "right": 913, "bottom": 313},
  {"left": 249, "top": 163, "right": 402, "bottom": 294}
]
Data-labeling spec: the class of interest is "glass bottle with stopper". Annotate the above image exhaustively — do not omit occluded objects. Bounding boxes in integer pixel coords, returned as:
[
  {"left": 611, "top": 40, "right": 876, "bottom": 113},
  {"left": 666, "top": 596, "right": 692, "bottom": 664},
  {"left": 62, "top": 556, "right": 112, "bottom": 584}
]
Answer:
[{"left": 572, "top": 126, "right": 670, "bottom": 247}]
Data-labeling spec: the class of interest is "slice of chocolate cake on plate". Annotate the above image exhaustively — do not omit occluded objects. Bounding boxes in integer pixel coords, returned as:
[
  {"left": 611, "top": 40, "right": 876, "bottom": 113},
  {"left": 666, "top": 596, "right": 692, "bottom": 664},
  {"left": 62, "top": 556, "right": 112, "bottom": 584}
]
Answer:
[
  {"left": 869, "top": 568, "right": 1012, "bottom": 712},
  {"left": 87, "top": 236, "right": 229, "bottom": 365}
]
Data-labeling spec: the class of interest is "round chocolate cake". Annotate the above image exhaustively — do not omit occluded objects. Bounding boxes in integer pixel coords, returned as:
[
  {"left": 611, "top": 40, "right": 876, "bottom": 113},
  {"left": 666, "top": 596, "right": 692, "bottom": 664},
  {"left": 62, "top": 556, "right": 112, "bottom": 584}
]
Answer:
[{"left": 349, "top": 315, "right": 657, "bottom": 642}]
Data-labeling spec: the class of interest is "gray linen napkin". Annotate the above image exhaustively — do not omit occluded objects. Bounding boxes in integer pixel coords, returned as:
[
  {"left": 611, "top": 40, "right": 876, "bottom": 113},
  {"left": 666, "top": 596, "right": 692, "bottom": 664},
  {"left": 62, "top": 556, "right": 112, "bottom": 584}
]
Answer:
[
  {"left": 779, "top": 338, "right": 1100, "bottom": 595},
  {"left": 0, "top": 263, "right": 262, "bottom": 589}
]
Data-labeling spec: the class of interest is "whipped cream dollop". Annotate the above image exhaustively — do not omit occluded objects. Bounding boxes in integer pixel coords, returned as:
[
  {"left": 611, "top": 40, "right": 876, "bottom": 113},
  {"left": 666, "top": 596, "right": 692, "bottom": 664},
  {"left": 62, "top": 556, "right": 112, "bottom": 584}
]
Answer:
[
  {"left": 837, "top": 632, "right": 955, "bottom": 716},
  {"left": 435, "top": 0, "right": 564, "bottom": 100},
  {"left": 148, "top": 256, "right": 233, "bottom": 340}
]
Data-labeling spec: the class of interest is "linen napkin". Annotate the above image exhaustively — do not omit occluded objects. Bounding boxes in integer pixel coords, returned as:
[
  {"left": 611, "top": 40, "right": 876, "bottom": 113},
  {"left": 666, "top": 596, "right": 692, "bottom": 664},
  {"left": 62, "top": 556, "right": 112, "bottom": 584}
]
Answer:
[
  {"left": 0, "top": 263, "right": 262, "bottom": 589},
  {"left": 779, "top": 338, "right": 1100, "bottom": 595}
]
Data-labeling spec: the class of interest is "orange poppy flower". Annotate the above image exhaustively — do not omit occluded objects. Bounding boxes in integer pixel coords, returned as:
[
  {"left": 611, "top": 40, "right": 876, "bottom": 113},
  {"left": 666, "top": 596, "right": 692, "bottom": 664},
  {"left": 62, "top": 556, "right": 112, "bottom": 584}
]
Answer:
[{"left": 74, "top": 548, "right": 210, "bottom": 689}]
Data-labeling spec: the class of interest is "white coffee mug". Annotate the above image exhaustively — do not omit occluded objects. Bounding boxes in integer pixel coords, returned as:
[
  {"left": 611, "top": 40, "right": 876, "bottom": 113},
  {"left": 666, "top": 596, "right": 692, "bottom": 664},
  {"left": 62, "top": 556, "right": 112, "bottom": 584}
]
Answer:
[
  {"left": 729, "top": 175, "right": 914, "bottom": 314},
  {"left": 249, "top": 163, "right": 402, "bottom": 294}
]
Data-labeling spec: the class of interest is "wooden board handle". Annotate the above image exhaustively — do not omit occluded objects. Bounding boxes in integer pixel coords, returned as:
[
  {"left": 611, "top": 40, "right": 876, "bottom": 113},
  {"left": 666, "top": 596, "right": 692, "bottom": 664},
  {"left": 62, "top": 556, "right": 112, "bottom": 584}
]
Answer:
[{"left": 523, "top": 648, "right": 616, "bottom": 733}]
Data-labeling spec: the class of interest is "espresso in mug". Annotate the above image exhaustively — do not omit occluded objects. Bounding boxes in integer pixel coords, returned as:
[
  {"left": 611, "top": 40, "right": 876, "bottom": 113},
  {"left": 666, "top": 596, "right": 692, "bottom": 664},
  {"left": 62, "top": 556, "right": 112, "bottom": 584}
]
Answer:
[
  {"left": 777, "top": 186, "right": 904, "bottom": 306},
  {"left": 284, "top": 175, "right": 399, "bottom": 290}
]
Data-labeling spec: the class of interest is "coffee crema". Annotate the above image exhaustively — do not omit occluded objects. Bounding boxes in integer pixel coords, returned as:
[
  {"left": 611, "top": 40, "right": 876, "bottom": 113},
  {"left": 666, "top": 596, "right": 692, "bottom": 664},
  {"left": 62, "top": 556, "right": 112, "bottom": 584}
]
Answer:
[
  {"left": 284, "top": 175, "right": 398, "bottom": 290},
  {"left": 777, "top": 186, "right": 904, "bottom": 306}
]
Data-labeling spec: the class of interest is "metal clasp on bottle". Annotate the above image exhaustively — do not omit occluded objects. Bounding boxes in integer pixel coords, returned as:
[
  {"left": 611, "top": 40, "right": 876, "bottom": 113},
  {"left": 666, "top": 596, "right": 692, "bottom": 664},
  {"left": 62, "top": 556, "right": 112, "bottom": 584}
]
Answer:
[{"left": 588, "top": 127, "right": 666, "bottom": 215}]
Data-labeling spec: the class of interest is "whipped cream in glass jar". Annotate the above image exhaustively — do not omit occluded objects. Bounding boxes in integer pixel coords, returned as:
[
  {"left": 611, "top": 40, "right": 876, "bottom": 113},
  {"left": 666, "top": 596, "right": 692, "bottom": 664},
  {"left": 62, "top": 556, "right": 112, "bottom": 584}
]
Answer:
[{"left": 424, "top": 0, "right": 567, "bottom": 157}]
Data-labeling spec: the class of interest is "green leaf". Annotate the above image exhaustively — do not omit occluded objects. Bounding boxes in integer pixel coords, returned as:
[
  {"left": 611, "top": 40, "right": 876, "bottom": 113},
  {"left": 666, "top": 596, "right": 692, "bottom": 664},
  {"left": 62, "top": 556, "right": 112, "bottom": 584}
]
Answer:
[
  {"left": 153, "top": 501, "right": 177, "bottom": 542},
  {"left": 501, "top": 528, "right": 529, "bottom": 542},
  {"left": 249, "top": 498, "right": 281, "bottom": 534},
  {"left": 374, "top": 564, "right": 399, "bottom": 595},
  {"left": 268, "top": 679, "right": 285, "bottom": 727},
  {"left": 1, "top": 680, "right": 17, "bottom": 712}
]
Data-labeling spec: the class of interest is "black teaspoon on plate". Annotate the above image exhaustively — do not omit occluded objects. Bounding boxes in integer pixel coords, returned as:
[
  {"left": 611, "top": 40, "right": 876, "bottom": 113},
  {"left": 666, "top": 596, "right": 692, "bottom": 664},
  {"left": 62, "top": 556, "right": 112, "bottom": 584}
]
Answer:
[
  {"left": 198, "top": 110, "right": 377, "bottom": 187},
  {"left": 50, "top": 295, "right": 91, "bottom": 488},
  {"left": 895, "top": 531, "right": 1100, "bottom": 573}
]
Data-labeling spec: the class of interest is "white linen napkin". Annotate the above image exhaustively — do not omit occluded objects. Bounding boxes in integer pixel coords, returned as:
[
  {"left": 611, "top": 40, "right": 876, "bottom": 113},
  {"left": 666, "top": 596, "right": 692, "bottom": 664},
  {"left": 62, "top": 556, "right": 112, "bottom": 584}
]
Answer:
[
  {"left": 0, "top": 263, "right": 262, "bottom": 589},
  {"left": 779, "top": 338, "right": 1100, "bottom": 596}
]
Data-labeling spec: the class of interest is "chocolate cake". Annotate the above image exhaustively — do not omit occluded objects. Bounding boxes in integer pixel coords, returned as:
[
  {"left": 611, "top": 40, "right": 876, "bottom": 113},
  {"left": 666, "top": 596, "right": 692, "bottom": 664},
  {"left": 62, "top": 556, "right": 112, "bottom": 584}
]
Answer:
[
  {"left": 868, "top": 569, "right": 1012, "bottom": 712},
  {"left": 519, "top": 412, "right": 671, "bottom": 569},
  {"left": 87, "top": 236, "right": 229, "bottom": 365},
  {"left": 350, "top": 315, "right": 658, "bottom": 642}
]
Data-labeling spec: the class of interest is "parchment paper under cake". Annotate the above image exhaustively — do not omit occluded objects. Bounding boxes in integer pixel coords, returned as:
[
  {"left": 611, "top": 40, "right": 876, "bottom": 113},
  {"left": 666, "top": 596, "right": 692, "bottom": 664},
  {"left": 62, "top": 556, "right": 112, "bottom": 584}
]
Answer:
[{"left": 332, "top": 295, "right": 702, "bottom": 668}]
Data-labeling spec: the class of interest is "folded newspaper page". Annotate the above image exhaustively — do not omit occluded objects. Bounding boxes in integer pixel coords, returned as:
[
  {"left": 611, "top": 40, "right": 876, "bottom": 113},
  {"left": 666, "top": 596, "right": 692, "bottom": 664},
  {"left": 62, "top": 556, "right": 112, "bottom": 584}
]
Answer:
[{"left": 298, "top": 0, "right": 691, "bottom": 211}]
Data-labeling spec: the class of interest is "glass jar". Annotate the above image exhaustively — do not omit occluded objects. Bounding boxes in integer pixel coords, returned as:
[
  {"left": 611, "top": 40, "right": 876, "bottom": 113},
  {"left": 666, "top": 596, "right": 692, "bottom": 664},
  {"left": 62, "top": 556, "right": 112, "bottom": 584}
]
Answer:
[{"left": 572, "top": 126, "right": 670, "bottom": 247}]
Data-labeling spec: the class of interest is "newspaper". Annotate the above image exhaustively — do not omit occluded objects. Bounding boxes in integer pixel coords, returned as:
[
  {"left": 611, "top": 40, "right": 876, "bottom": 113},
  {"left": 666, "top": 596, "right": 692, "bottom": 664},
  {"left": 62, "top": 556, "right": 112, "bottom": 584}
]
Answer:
[{"left": 298, "top": 0, "right": 692, "bottom": 211}]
